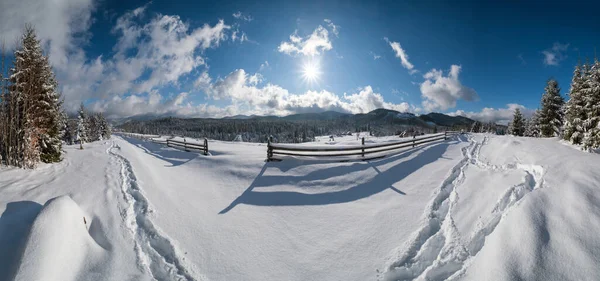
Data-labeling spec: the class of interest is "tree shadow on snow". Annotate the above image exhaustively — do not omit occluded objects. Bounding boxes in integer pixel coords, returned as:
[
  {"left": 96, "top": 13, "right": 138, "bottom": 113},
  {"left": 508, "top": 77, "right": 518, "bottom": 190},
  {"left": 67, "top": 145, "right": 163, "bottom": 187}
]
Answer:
[
  {"left": 219, "top": 137, "right": 465, "bottom": 214},
  {"left": 0, "top": 201, "right": 43, "bottom": 280},
  {"left": 120, "top": 136, "right": 198, "bottom": 167}
]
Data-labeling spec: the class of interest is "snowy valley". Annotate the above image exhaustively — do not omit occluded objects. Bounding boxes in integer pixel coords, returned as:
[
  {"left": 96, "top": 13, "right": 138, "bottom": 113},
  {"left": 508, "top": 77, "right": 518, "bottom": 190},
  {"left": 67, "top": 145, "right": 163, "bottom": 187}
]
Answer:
[{"left": 1, "top": 133, "right": 599, "bottom": 281}]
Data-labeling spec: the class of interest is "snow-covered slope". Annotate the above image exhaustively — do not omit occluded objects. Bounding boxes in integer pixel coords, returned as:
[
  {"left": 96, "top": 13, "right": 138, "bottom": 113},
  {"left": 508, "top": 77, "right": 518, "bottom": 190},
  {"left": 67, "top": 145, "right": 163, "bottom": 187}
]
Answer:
[{"left": 1, "top": 133, "right": 600, "bottom": 281}]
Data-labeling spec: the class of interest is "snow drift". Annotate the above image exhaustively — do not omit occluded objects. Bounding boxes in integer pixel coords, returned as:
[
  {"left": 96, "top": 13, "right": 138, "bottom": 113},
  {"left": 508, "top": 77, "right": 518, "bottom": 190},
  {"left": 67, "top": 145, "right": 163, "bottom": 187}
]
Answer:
[{"left": 12, "top": 196, "right": 107, "bottom": 281}]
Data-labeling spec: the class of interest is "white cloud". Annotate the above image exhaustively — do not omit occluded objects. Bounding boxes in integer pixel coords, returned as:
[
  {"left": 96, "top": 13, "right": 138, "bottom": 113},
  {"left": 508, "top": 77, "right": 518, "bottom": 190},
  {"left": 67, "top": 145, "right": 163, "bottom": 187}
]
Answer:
[
  {"left": 542, "top": 42, "right": 569, "bottom": 66},
  {"left": 89, "top": 91, "right": 237, "bottom": 119},
  {"left": 201, "top": 69, "right": 414, "bottom": 116},
  {"left": 1, "top": 3, "right": 236, "bottom": 112},
  {"left": 231, "top": 29, "right": 249, "bottom": 43},
  {"left": 370, "top": 51, "right": 381, "bottom": 60},
  {"left": 385, "top": 38, "right": 416, "bottom": 73},
  {"left": 232, "top": 11, "right": 252, "bottom": 21},
  {"left": 420, "top": 65, "right": 478, "bottom": 111},
  {"left": 278, "top": 25, "right": 334, "bottom": 56},
  {"left": 259, "top": 61, "right": 269, "bottom": 71},
  {"left": 323, "top": 19, "right": 339, "bottom": 37},
  {"left": 194, "top": 71, "right": 212, "bottom": 89},
  {"left": 450, "top": 103, "right": 533, "bottom": 125},
  {"left": 0, "top": 0, "right": 95, "bottom": 67}
]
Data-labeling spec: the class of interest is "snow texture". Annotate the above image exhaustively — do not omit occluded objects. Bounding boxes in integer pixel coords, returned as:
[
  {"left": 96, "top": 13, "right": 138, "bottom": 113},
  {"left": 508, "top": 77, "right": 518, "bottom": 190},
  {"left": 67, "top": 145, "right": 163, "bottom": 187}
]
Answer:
[{"left": 1, "top": 133, "right": 600, "bottom": 280}]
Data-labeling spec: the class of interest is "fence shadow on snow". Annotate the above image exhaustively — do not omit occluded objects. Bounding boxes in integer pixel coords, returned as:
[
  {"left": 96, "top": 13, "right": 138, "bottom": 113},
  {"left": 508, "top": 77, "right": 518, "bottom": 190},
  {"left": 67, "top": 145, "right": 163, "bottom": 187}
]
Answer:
[
  {"left": 219, "top": 135, "right": 467, "bottom": 214},
  {"left": 120, "top": 136, "right": 199, "bottom": 167}
]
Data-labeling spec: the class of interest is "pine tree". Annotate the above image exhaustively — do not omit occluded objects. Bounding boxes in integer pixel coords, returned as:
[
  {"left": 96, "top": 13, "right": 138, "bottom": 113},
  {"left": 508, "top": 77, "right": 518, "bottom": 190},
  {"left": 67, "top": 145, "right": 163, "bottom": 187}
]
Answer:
[
  {"left": 98, "top": 113, "right": 111, "bottom": 140},
  {"left": 538, "top": 79, "right": 565, "bottom": 137},
  {"left": 524, "top": 110, "right": 541, "bottom": 137},
  {"left": 8, "top": 28, "right": 38, "bottom": 167},
  {"left": 563, "top": 63, "right": 586, "bottom": 144},
  {"left": 1, "top": 26, "right": 65, "bottom": 167},
  {"left": 76, "top": 103, "right": 88, "bottom": 148},
  {"left": 87, "top": 113, "right": 100, "bottom": 142},
  {"left": 509, "top": 108, "right": 525, "bottom": 136},
  {"left": 36, "top": 55, "right": 63, "bottom": 163},
  {"left": 582, "top": 59, "right": 600, "bottom": 149}
]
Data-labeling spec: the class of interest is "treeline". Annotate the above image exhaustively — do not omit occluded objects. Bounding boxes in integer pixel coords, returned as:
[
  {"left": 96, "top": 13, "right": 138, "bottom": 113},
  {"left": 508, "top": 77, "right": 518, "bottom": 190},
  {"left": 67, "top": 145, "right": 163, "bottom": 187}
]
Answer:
[
  {"left": 118, "top": 117, "right": 448, "bottom": 143},
  {"left": 0, "top": 26, "right": 110, "bottom": 168},
  {"left": 508, "top": 59, "right": 600, "bottom": 150},
  {"left": 64, "top": 103, "right": 112, "bottom": 146}
]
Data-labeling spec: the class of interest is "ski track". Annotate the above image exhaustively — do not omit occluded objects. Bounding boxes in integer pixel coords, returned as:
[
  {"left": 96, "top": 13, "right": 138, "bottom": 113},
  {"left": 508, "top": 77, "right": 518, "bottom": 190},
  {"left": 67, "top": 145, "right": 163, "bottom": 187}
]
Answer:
[
  {"left": 384, "top": 134, "right": 545, "bottom": 281},
  {"left": 108, "top": 142, "right": 201, "bottom": 281}
]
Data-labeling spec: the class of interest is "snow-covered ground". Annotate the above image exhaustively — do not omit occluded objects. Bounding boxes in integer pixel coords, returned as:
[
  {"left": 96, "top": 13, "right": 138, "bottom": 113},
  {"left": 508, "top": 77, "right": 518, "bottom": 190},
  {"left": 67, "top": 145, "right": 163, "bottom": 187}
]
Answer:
[{"left": 1, "top": 133, "right": 599, "bottom": 281}]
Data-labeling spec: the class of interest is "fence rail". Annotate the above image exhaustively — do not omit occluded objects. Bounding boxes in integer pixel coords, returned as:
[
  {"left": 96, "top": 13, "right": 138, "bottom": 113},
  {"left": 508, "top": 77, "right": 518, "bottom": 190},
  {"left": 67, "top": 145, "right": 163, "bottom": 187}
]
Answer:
[
  {"left": 166, "top": 138, "right": 208, "bottom": 155},
  {"left": 267, "top": 131, "right": 461, "bottom": 161},
  {"left": 118, "top": 132, "right": 208, "bottom": 155}
]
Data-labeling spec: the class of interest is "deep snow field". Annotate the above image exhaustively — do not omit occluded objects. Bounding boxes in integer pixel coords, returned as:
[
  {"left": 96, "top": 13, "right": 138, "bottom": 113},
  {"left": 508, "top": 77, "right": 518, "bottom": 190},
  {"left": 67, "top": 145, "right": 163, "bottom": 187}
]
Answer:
[{"left": 1, "top": 133, "right": 600, "bottom": 281}]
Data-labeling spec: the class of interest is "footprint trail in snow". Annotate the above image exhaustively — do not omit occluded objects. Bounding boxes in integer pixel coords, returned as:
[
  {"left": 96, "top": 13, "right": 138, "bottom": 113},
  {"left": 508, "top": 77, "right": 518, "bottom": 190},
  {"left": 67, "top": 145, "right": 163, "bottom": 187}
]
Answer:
[
  {"left": 109, "top": 143, "right": 202, "bottom": 281},
  {"left": 383, "top": 135, "right": 545, "bottom": 281}
]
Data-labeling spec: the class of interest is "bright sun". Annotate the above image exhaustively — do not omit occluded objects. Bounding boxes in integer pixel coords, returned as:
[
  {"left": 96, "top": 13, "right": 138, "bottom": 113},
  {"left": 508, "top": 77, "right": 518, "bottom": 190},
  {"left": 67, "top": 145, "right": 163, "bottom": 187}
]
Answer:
[{"left": 301, "top": 60, "right": 321, "bottom": 83}]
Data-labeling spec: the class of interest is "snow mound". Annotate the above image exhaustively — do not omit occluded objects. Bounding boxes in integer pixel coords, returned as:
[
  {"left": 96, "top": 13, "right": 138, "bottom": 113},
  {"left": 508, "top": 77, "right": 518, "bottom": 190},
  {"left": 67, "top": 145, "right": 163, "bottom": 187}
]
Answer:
[{"left": 13, "top": 196, "right": 107, "bottom": 281}]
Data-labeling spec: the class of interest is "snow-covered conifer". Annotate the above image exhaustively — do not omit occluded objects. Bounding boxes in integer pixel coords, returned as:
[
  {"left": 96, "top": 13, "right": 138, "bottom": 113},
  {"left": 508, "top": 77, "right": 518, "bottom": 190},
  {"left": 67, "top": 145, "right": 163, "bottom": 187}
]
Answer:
[
  {"left": 509, "top": 108, "right": 525, "bottom": 136},
  {"left": 76, "top": 103, "right": 88, "bottom": 148},
  {"left": 525, "top": 110, "right": 541, "bottom": 137},
  {"left": 563, "top": 63, "right": 586, "bottom": 144},
  {"left": 581, "top": 59, "right": 600, "bottom": 149},
  {"left": 538, "top": 79, "right": 565, "bottom": 137}
]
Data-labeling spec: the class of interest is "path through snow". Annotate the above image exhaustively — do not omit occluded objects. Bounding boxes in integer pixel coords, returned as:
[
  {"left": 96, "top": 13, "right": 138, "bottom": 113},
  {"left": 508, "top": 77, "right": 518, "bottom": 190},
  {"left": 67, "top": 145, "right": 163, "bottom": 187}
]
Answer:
[
  {"left": 383, "top": 135, "right": 545, "bottom": 281},
  {"left": 108, "top": 142, "right": 202, "bottom": 281}
]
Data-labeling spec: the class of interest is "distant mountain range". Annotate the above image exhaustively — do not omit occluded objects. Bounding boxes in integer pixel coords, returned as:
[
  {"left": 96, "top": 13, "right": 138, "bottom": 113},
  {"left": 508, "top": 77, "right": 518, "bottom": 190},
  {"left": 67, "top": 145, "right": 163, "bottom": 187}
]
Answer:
[
  {"left": 219, "top": 109, "right": 476, "bottom": 128},
  {"left": 117, "top": 108, "right": 479, "bottom": 142}
]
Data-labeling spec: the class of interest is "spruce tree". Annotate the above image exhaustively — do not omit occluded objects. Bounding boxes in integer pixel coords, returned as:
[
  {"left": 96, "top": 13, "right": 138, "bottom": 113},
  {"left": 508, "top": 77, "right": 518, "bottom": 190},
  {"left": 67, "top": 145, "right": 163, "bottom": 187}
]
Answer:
[
  {"left": 582, "top": 59, "right": 600, "bottom": 149},
  {"left": 76, "top": 103, "right": 88, "bottom": 148},
  {"left": 538, "top": 79, "right": 565, "bottom": 137},
  {"left": 509, "top": 108, "right": 525, "bottom": 136},
  {"left": 563, "top": 63, "right": 586, "bottom": 144},
  {"left": 36, "top": 55, "right": 63, "bottom": 163},
  {"left": 98, "top": 113, "right": 111, "bottom": 140},
  {"left": 524, "top": 110, "right": 541, "bottom": 137}
]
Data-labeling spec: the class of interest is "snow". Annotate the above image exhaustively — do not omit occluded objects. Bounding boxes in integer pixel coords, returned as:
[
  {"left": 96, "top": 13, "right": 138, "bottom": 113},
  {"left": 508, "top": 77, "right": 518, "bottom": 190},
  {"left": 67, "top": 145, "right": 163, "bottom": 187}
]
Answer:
[{"left": 1, "top": 133, "right": 600, "bottom": 280}]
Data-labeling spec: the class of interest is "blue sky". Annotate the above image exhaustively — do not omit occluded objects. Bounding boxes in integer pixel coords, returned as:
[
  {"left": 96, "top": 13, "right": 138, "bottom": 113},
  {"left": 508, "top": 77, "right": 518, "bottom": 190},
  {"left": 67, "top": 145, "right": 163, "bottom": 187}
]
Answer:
[{"left": 2, "top": 0, "right": 599, "bottom": 123}]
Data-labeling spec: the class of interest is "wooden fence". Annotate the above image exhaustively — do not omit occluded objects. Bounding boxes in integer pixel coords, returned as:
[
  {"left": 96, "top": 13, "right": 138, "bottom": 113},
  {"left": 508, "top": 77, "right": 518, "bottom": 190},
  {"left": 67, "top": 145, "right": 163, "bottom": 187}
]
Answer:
[
  {"left": 267, "top": 131, "right": 461, "bottom": 161},
  {"left": 118, "top": 132, "right": 208, "bottom": 155},
  {"left": 166, "top": 138, "right": 209, "bottom": 156}
]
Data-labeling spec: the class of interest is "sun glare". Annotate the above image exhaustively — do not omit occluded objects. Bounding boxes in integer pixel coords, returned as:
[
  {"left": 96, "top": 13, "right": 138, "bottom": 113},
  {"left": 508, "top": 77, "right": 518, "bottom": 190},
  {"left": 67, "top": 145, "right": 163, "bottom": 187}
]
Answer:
[{"left": 301, "top": 60, "right": 321, "bottom": 84}]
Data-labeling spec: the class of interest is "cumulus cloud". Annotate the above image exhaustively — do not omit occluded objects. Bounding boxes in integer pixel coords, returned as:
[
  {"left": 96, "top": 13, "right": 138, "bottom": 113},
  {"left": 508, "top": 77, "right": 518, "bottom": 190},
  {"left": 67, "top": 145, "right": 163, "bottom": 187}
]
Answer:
[
  {"left": 385, "top": 37, "right": 416, "bottom": 74},
  {"left": 420, "top": 65, "right": 478, "bottom": 111},
  {"left": 0, "top": 0, "right": 95, "bottom": 67},
  {"left": 542, "top": 42, "right": 569, "bottom": 66},
  {"left": 201, "top": 69, "right": 413, "bottom": 116},
  {"left": 278, "top": 24, "right": 334, "bottom": 56},
  {"left": 89, "top": 91, "right": 237, "bottom": 119},
  {"left": 81, "top": 10, "right": 230, "bottom": 110},
  {"left": 1, "top": 2, "right": 237, "bottom": 112},
  {"left": 450, "top": 103, "right": 533, "bottom": 125}
]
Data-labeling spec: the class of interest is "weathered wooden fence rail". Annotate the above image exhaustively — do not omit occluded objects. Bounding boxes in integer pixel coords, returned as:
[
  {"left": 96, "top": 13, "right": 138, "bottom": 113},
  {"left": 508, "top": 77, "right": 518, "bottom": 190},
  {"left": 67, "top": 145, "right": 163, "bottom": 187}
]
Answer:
[
  {"left": 166, "top": 138, "right": 208, "bottom": 155},
  {"left": 267, "top": 131, "right": 461, "bottom": 161},
  {"left": 118, "top": 132, "right": 208, "bottom": 155}
]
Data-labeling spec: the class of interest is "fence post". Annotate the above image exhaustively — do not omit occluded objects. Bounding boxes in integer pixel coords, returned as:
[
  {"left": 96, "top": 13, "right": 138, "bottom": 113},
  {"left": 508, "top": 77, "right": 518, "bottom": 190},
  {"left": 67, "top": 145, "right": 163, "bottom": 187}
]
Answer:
[
  {"left": 204, "top": 138, "right": 208, "bottom": 156},
  {"left": 413, "top": 135, "right": 416, "bottom": 147},
  {"left": 361, "top": 137, "right": 365, "bottom": 158},
  {"left": 167, "top": 139, "right": 171, "bottom": 148},
  {"left": 267, "top": 136, "right": 273, "bottom": 161},
  {"left": 444, "top": 131, "right": 447, "bottom": 140},
  {"left": 184, "top": 138, "right": 189, "bottom": 152}
]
